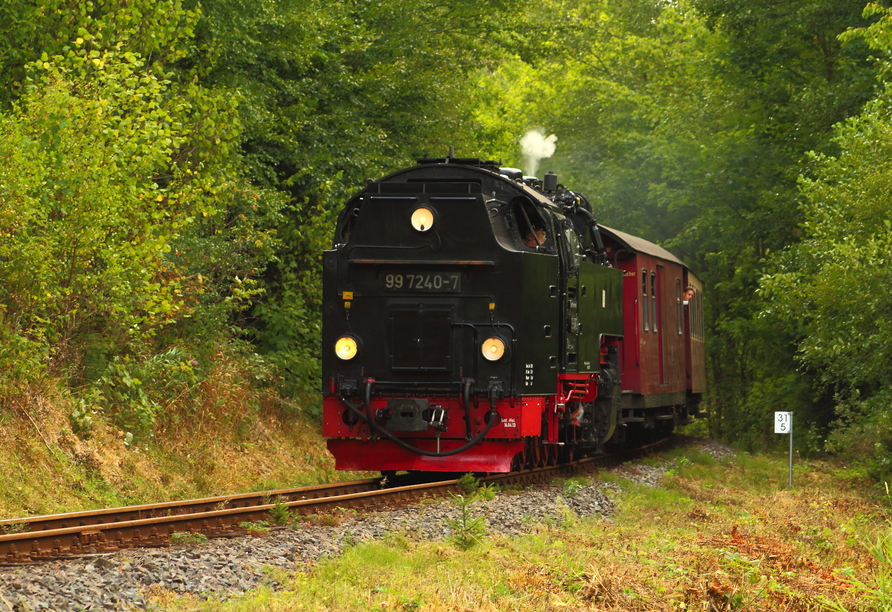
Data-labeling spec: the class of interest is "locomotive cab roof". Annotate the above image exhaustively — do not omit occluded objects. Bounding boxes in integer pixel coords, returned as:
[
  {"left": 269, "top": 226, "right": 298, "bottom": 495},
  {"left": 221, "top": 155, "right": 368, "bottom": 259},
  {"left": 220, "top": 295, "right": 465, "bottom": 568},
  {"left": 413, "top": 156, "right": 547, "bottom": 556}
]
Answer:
[
  {"left": 340, "top": 154, "right": 691, "bottom": 271},
  {"left": 367, "top": 157, "right": 564, "bottom": 210}
]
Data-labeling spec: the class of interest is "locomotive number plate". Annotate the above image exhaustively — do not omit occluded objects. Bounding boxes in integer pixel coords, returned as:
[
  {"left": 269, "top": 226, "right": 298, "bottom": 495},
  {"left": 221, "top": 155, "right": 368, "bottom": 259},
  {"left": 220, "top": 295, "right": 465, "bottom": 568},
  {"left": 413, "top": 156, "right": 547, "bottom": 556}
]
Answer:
[{"left": 383, "top": 272, "right": 461, "bottom": 292}]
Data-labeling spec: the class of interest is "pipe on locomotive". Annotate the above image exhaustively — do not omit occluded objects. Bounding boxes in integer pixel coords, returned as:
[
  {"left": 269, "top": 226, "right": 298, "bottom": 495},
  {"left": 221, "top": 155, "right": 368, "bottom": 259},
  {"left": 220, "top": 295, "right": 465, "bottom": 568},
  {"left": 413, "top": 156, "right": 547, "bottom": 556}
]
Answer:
[
  {"left": 573, "top": 204, "right": 608, "bottom": 264},
  {"left": 461, "top": 378, "right": 473, "bottom": 441},
  {"left": 515, "top": 169, "right": 608, "bottom": 264},
  {"left": 549, "top": 187, "right": 608, "bottom": 264},
  {"left": 338, "top": 379, "right": 502, "bottom": 458}
]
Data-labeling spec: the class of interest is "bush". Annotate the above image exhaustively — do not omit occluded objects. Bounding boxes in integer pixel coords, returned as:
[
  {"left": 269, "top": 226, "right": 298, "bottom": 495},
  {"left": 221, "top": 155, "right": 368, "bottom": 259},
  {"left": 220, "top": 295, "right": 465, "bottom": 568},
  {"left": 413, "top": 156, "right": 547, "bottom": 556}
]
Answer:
[{"left": 825, "top": 388, "right": 892, "bottom": 484}]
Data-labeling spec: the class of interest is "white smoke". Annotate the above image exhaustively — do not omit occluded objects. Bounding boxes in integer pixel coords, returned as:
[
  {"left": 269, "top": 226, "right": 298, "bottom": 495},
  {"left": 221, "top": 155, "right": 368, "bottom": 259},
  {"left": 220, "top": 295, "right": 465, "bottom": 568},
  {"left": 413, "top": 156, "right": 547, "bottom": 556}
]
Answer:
[{"left": 520, "top": 129, "right": 557, "bottom": 178}]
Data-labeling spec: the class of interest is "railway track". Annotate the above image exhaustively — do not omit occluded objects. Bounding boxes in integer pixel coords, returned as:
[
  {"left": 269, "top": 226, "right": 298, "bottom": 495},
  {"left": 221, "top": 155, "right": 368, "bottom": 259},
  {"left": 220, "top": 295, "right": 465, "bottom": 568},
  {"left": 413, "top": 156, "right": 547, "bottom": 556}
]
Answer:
[{"left": 0, "top": 439, "right": 669, "bottom": 564}]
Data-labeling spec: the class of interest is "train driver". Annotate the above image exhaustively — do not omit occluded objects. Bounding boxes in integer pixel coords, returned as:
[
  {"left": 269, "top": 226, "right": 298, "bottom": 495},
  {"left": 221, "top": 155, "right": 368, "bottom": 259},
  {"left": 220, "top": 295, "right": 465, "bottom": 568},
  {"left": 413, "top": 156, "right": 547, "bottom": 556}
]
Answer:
[{"left": 524, "top": 228, "right": 546, "bottom": 248}]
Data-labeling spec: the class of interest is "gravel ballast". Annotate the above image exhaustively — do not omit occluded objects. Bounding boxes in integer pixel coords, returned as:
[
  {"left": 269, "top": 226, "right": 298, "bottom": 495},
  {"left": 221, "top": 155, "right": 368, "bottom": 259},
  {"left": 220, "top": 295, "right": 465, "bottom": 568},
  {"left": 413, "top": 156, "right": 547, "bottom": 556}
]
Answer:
[{"left": 0, "top": 437, "right": 733, "bottom": 612}]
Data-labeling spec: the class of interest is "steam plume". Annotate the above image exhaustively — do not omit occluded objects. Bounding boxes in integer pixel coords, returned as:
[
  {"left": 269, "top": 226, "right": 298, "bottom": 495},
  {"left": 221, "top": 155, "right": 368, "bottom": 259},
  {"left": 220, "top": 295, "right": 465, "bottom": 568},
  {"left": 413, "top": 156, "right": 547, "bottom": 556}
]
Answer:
[{"left": 520, "top": 129, "right": 557, "bottom": 177}]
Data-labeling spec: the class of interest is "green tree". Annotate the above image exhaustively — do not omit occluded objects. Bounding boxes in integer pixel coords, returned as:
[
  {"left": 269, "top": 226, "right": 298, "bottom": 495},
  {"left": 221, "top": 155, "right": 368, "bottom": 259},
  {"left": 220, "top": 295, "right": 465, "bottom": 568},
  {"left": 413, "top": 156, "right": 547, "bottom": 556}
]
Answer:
[
  {"left": 0, "top": 5, "right": 278, "bottom": 435},
  {"left": 185, "top": 0, "right": 532, "bottom": 399},
  {"left": 475, "top": 0, "right": 879, "bottom": 449},
  {"left": 761, "top": 4, "right": 892, "bottom": 477},
  {"left": 0, "top": 0, "right": 199, "bottom": 108}
]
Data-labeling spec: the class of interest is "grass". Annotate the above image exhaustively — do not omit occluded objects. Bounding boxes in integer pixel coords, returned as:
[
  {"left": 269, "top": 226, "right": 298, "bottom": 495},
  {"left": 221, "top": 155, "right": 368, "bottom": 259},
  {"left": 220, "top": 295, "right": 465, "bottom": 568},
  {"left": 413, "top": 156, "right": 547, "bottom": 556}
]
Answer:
[
  {"left": 149, "top": 443, "right": 891, "bottom": 612},
  {"left": 170, "top": 532, "right": 209, "bottom": 545},
  {"left": 240, "top": 520, "right": 272, "bottom": 536}
]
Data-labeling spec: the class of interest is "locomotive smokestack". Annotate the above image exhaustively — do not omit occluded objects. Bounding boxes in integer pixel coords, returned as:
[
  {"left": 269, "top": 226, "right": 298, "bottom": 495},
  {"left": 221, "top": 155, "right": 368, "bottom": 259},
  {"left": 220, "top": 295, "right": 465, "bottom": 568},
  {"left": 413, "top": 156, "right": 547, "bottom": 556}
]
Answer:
[{"left": 544, "top": 171, "right": 558, "bottom": 192}]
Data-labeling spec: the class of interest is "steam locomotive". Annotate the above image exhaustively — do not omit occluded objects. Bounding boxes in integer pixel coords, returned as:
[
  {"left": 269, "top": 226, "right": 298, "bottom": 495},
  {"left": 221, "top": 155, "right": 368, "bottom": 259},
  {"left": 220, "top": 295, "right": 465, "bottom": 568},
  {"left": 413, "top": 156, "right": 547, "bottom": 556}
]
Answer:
[{"left": 321, "top": 153, "right": 705, "bottom": 474}]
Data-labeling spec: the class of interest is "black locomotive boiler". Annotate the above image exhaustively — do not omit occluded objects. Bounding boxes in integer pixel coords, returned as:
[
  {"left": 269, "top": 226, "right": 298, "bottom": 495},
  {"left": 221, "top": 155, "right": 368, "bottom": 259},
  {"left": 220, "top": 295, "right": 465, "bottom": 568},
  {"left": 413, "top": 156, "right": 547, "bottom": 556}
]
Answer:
[{"left": 321, "top": 154, "right": 705, "bottom": 473}]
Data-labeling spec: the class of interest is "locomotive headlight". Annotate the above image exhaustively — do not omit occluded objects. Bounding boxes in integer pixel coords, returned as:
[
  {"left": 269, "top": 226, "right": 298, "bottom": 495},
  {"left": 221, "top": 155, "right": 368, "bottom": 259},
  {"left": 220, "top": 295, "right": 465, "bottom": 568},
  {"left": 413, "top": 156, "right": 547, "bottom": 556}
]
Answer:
[
  {"left": 410, "top": 207, "right": 435, "bottom": 232},
  {"left": 335, "top": 336, "right": 359, "bottom": 360},
  {"left": 481, "top": 337, "right": 506, "bottom": 361}
]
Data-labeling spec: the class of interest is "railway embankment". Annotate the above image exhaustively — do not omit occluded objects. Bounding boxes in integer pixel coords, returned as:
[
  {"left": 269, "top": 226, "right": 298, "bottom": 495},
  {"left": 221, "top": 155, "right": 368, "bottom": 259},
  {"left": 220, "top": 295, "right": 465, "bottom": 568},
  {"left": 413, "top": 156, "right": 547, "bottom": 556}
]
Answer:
[{"left": 0, "top": 390, "right": 365, "bottom": 521}]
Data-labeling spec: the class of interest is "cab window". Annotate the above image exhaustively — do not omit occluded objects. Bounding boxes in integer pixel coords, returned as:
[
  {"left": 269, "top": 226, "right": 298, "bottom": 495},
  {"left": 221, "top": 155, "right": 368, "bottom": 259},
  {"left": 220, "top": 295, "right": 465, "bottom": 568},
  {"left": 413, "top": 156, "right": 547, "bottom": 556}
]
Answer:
[{"left": 509, "top": 196, "right": 549, "bottom": 250}]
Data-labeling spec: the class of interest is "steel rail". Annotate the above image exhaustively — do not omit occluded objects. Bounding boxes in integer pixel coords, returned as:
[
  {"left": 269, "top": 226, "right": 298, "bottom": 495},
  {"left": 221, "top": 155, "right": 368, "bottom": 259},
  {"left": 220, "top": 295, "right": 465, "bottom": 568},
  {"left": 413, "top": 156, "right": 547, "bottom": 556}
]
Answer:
[
  {"left": 0, "top": 438, "right": 670, "bottom": 564},
  {"left": 0, "top": 478, "right": 455, "bottom": 564},
  {"left": 0, "top": 479, "right": 383, "bottom": 534}
]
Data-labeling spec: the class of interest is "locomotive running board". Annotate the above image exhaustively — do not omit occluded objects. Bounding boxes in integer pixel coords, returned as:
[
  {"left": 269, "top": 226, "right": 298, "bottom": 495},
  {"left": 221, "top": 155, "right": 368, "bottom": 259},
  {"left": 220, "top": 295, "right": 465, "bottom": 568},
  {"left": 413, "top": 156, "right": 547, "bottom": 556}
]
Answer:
[{"left": 327, "top": 438, "right": 525, "bottom": 473}]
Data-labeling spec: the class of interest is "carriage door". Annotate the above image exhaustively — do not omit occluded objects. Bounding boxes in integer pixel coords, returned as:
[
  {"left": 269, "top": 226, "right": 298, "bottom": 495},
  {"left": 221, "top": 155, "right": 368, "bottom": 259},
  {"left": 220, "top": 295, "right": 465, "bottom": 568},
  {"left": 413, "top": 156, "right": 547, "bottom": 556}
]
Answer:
[{"left": 655, "top": 266, "right": 664, "bottom": 384}]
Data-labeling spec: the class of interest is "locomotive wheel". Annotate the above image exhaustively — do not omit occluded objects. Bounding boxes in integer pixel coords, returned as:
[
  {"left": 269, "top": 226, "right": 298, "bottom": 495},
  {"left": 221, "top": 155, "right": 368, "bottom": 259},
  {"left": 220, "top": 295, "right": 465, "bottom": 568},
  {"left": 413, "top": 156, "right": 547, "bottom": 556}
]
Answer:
[
  {"left": 533, "top": 439, "right": 543, "bottom": 468},
  {"left": 511, "top": 442, "right": 529, "bottom": 471},
  {"left": 510, "top": 454, "right": 523, "bottom": 472},
  {"left": 545, "top": 444, "right": 558, "bottom": 466},
  {"left": 511, "top": 437, "right": 565, "bottom": 470},
  {"left": 591, "top": 401, "right": 611, "bottom": 444},
  {"left": 564, "top": 447, "right": 575, "bottom": 463},
  {"left": 528, "top": 437, "right": 546, "bottom": 469}
]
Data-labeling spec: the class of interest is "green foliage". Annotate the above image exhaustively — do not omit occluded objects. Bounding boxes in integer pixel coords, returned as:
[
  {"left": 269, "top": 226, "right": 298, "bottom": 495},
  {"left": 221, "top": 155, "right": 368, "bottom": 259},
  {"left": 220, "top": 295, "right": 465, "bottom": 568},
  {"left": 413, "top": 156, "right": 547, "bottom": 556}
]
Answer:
[
  {"left": 456, "top": 472, "right": 481, "bottom": 495},
  {"left": 671, "top": 0, "right": 878, "bottom": 448},
  {"left": 476, "top": 483, "right": 499, "bottom": 502},
  {"left": 760, "top": 56, "right": 892, "bottom": 468},
  {"left": 170, "top": 531, "right": 209, "bottom": 545},
  {"left": 693, "top": 0, "right": 878, "bottom": 157},
  {"left": 0, "top": 1, "right": 279, "bottom": 421},
  {"left": 0, "top": 55, "right": 206, "bottom": 388},
  {"left": 445, "top": 475, "right": 498, "bottom": 550},
  {"left": 267, "top": 496, "right": 292, "bottom": 526},
  {"left": 824, "top": 390, "right": 892, "bottom": 483},
  {"left": 0, "top": 0, "right": 199, "bottom": 108},
  {"left": 445, "top": 492, "right": 488, "bottom": 550},
  {"left": 820, "top": 523, "right": 892, "bottom": 612},
  {"left": 764, "top": 93, "right": 892, "bottom": 388},
  {"left": 239, "top": 520, "right": 271, "bottom": 536},
  {"left": 90, "top": 349, "right": 204, "bottom": 440},
  {"left": 562, "top": 477, "right": 588, "bottom": 498},
  {"left": 183, "top": 0, "right": 533, "bottom": 397},
  {"left": 250, "top": 201, "right": 337, "bottom": 401},
  {"left": 68, "top": 402, "right": 95, "bottom": 439},
  {"left": 0, "top": 522, "right": 30, "bottom": 535},
  {"left": 3, "top": 59, "right": 189, "bottom": 326}
]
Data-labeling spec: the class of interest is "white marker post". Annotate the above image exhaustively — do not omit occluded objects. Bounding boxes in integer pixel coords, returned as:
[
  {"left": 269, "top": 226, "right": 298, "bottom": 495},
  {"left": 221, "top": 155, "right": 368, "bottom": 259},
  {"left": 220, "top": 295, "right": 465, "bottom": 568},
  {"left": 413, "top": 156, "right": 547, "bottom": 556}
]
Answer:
[{"left": 774, "top": 411, "right": 793, "bottom": 489}]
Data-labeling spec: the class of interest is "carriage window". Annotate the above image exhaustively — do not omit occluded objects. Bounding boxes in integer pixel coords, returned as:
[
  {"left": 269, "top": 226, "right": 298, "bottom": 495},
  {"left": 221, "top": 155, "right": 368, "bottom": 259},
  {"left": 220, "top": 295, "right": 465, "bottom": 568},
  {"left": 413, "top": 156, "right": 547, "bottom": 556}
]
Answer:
[
  {"left": 651, "top": 271, "right": 657, "bottom": 333},
  {"left": 691, "top": 289, "right": 705, "bottom": 341},
  {"left": 676, "top": 279, "right": 683, "bottom": 335},
  {"left": 641, "top": 269, "right": 649, "bottom": 332}
]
